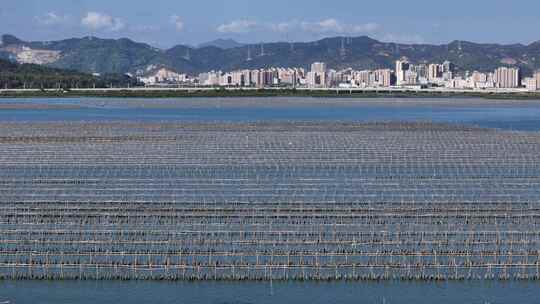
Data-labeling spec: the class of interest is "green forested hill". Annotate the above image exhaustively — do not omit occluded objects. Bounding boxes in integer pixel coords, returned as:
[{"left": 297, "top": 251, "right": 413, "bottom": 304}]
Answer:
[
  {"left": 2, "top": 34, "right": 540, "bottom": 76},
  {"left": 0, "top": 58, "right": 138, "bottom": 89}
]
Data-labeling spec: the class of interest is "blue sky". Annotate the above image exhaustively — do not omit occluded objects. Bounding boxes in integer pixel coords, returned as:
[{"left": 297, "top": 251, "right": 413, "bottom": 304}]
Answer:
[{"left": 1, "top": 0, "right": 540, "bottom": 48}]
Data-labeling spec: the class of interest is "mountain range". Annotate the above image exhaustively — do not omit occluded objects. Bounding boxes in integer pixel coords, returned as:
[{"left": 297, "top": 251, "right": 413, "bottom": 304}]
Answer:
[
  {"left": 1, "top": 34, "right": 540, "bottom": 76},
  {"left": 197, "top": 39, "right": 245, "bottom": 49}
]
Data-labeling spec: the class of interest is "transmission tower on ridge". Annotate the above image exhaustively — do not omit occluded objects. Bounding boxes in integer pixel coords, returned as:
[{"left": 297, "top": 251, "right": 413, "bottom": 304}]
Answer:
[
  {"left": 247, "top": 46, "right": 252, "bottom": 61},
  {"left": 340, "top": 37, "right": 346, "bottom": 58},
  {"left": 183, "top": 48, "right": 191, "bottom": 61}
]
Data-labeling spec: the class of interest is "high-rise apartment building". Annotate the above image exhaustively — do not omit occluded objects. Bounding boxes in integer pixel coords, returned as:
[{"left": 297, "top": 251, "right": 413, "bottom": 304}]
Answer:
[
  {"left": 308, "top": 62, "right": 327, "bottom": 88},
  {"left": 373, "top": 69, "right": 393, "bottom": 87},
  {"left": 250, "top": 70, "right": 261, "bottom": 88},
  {"left": 355, "top": 70, "right": 371, "bottom": 86},
  {"left": 443, "top": 61, "right": 455, "bottom": 73},
  {"left": 494, "top": 67, "right": 521, "bottom": 88},
  {"left": 405, "top": 70, "right": 418, "bottom": 85},
  {"left": 395, "top": 59, "right": 410, "bottom": 86},
  {"left": 311, "top": 62, "right": 327, "bottom": 76},
  {"left": 428, "top": 64, "right": 443, "bottom": 81}
]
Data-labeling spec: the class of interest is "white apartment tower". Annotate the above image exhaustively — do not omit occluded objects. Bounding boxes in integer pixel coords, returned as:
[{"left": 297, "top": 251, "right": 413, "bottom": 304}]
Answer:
[
  {"left": 494, "top": 67, "right": 521, "bottom": 88},
  {"left": 374, "top": 69, "right": 393, "bottom": 87},
  {"left": 395, "top": 59, "right": 410, "bottom": 86},
  {"left": 428, "top": 64, "right": 443, "bottom": 81},
  {"left": 308, "top": 62, "right": 327, "bottom": 88},
  {"left": 311, "top": 62, "right": 327, "bottom": 74}
]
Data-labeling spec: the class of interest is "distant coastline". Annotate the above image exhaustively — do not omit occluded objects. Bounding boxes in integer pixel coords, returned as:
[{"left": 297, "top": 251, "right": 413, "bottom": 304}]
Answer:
[{"left": 1, "top": 87, "right": 540, "bottom": 100}]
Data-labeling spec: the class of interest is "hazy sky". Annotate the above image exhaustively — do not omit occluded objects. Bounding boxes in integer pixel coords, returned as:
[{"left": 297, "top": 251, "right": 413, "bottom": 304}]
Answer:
[{"left": 1, "top": 0, "right": 540, "bottom": 48}]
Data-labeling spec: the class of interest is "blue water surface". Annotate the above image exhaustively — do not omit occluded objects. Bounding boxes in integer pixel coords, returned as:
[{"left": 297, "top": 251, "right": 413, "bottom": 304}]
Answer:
[
  {"left": 1, "top": 97, "right": 540, "bottom": 131},
  {"left": 2, "top": 96, "right": 540, "bottom": 304},
  {"left": 1, "top": 280, "right": 539, "bottom": 304}
]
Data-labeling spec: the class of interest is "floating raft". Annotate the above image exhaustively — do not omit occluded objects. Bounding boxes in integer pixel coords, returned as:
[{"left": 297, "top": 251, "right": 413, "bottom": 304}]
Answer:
[{"left": 1, "top": 121, "right": 540, "bottom": 281}]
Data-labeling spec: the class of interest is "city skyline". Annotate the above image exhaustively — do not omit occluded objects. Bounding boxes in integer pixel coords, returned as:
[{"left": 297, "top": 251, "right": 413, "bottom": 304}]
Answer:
[
  {"left": 140, "top": 59, "right": 539, "bottom": 92},
  {"left": 2, "top": 0, "right": 540, "bottom": 48}
]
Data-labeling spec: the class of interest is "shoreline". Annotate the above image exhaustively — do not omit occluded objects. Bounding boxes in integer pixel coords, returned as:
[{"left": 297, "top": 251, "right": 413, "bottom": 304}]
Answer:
[{"left": 2, "top": 88, "right": 540, "bottom": 99}]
